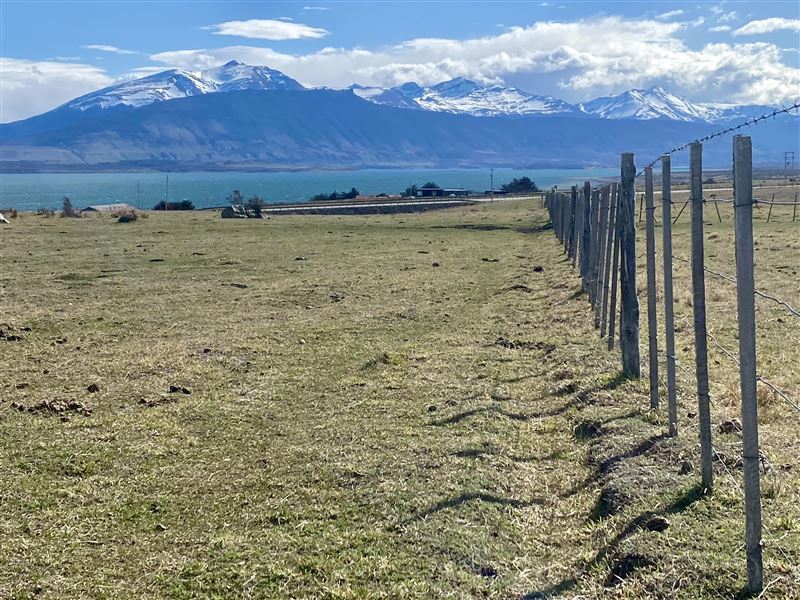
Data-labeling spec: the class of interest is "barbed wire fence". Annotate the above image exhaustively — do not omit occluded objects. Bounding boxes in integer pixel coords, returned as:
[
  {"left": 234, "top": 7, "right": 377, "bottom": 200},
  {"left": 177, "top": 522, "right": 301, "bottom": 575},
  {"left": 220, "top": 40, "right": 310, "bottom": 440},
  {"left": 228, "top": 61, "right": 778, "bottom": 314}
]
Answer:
[{"left": 543, "top": 103, "right": 800, "bottom": 595}]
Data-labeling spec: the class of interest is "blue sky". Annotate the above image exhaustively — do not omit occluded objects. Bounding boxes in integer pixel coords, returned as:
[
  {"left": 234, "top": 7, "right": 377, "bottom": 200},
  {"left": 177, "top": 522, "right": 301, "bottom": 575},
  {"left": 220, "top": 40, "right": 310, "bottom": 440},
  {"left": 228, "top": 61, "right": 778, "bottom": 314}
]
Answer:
[{"left": 1, "top": 0, "right": 799, "bottom": 122}]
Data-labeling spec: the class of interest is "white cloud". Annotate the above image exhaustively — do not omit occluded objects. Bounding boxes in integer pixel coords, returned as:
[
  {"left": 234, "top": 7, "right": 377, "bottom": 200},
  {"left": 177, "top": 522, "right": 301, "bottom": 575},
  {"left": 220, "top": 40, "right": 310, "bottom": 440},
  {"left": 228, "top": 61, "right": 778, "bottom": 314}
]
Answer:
[
  {"left": 717, "top": 11, "right": 739, "bottom": 24},
  {"left": 210, "top": 19, "right": 329, "bottom": 40},
  {"left": 148, "top": 16, "right": 800, "bottom": 106},
  {"left": 734, "top": 18, "right": 800, "bottom": 36},
  {"left": 709, "top": 25, "right": 732, "bottom": 32},
  {"left": 302, "top": 6, "right": 329, "bottom": 10},
  {"left": 656, "top": 9, "right": 685, "bottom": 20},
  {"left": 688, "top": 17, "right": 706, "bottom": 27},
  {"left": 710, "top": 4, "right": 725, "bottom": 15},
  {"left": 81, "top": 44, "right": 139, "bottom": 55},
  {"left": 0, "top": 58, "right": 113, "bottom": 122}
]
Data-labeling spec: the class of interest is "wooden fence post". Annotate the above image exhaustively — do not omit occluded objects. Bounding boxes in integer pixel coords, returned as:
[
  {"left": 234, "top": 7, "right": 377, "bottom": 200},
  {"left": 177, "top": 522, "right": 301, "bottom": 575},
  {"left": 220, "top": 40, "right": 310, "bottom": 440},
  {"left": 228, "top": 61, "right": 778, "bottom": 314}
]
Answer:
[
  {"left": 645, "top": 166, "right": 659, "bottom": 409},
  {"left": 595, "top": 186, "right": 610, "bottom": 329},
  {"left": 601, "top": 183, "right": 617, "bottom": 338},
  {"left": 569, "top": 186, "right": 578, "bottom": 265},
  {"left": 608, "top": 185, "right": 622, "bottom": 351},
  {"left": 733, "top": 134, "right": 763, "bottom": 594},
  {"left": 619, "top": 153, "right": 641, "bottom": 378},
  {"left": 661, "top": 155, "right": 678, "bottom": 437},
  {"left": 574, "top": 186, "right": 584, "bottom": 271},
  {"left": 581, "top": 181, "right": 592, "bottom": 292},
  {"left": 690, "top": 141, "right": 713, "bottom": 493},
  {"left": 589, "top": 189, "right": 600, "bottom": 307}
]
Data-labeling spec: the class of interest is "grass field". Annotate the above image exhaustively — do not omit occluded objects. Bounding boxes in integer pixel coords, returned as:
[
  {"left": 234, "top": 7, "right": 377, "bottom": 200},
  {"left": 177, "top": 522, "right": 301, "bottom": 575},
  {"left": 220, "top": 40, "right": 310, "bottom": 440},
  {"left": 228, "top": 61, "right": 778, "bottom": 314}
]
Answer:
[{"left": 0, "top": 195, "right": 798, "bottom": 598}]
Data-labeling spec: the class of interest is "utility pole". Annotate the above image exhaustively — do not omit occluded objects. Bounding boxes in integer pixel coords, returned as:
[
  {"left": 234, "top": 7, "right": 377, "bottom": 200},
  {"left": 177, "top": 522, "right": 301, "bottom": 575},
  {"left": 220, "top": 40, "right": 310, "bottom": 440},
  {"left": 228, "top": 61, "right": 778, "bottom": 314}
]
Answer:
[
  {"left": 165, "top": 175, "right": 169, "bottom": 207},
  {"left": 490, "top": 168, "right": 494, "bottom": 203},
  {"left": 137, "top": 181, "right": 141, "bottom": 207},
  {"left": 784, "top": 151, "right": 795, "bottom": 185}
]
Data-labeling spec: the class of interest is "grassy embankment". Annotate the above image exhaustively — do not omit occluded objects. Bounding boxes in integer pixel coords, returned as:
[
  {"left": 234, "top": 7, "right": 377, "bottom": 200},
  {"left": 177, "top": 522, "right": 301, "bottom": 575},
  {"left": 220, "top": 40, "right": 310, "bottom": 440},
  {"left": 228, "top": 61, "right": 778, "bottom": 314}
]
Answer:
[{"left": 0, "top": 191, "right": 798, "bottom": 598}]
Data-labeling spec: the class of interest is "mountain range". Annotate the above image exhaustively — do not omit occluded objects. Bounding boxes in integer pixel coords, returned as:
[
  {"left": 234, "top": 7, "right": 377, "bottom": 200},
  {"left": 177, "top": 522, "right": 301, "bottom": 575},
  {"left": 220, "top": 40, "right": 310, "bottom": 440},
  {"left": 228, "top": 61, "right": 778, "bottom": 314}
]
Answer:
[{"left": 1, "top": 62, "right": 796, "bottom": 171}]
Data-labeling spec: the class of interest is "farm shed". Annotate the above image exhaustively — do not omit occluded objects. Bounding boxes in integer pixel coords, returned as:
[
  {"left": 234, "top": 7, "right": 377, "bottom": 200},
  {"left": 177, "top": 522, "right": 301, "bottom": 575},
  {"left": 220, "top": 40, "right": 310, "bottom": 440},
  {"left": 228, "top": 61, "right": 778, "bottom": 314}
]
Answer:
[{"left": 82, "top": 203, "right": 137, "bottom": 213}]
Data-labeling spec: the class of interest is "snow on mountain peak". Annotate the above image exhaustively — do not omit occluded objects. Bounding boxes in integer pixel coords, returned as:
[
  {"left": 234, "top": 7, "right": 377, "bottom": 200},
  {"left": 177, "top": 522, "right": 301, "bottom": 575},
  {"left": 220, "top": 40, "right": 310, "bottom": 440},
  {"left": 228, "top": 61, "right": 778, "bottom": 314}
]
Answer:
[
  {"left": 64, "top": 62, "right": 304, "bottom": 112},
  {"left": 353, "top": 79, "right": 576, "bottom": 117}
]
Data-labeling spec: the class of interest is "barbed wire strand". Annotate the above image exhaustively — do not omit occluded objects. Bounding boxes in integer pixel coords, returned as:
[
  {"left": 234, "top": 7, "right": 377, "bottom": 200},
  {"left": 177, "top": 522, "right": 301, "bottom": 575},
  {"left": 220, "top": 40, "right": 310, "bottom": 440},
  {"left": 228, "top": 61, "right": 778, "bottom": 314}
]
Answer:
[
  {"left": 673, "top": 255, "right": 800, "bottom": 319},
  {"left": 636, "top": 101, "right": 800, "bottom": 177}
]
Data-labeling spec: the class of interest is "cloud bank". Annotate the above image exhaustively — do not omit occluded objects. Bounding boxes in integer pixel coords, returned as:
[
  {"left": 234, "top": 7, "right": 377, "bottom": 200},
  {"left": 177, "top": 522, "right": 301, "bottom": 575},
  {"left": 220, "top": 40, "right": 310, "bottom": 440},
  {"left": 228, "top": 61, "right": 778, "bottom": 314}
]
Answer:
[
  {"left": 0, "top": 58, "right": 114, "bottom": 122},
  {"left": 149, "top": 17, "right": 800, "bottom": 105}
]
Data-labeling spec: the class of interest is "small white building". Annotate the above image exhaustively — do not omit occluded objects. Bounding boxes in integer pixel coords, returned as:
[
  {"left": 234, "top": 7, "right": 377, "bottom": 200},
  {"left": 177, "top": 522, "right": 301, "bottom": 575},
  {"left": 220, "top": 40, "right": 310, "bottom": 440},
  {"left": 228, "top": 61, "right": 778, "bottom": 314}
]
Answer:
[{"left": 82, "top": 203, "right": 136, "bottom": 213}]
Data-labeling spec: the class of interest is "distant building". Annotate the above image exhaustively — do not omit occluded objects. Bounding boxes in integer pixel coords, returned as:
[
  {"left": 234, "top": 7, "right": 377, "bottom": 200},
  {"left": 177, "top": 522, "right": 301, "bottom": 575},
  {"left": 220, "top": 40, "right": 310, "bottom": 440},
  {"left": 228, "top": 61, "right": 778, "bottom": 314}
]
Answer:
[
  {"left": 82, "top": 203, "right": 136, "bottom": 213},
  {"left": 484, "top": 190, "right": 510, "bottom": 196},
  {"left": 416, "top": 187, "right": 469, "bottom": 197}
]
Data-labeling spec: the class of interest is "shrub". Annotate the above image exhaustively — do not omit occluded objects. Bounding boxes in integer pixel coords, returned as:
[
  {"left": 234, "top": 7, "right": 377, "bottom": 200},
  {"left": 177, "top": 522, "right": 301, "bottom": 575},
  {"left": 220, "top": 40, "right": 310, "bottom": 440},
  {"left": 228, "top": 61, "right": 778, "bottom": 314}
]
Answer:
[
  {"left": 246, "top": 195, "right": 267, "bottom": 216},
  {"left": 310, "top": 187, "right": 359, "bottom": 201},
  {"left": 36, "top": 208, "right": 55, "bottom": 217},
  {"left": 61, "top": 197, "right": 80, "bottom": 218},
  {"left": 117, "top": 211, "right": 139, "bottom": 223},
  {"left": 501, "top": 177, "right": 540, "bottom": 193},
  {"left": 153, "top": 200, "right": 194, "bottom": 211}
]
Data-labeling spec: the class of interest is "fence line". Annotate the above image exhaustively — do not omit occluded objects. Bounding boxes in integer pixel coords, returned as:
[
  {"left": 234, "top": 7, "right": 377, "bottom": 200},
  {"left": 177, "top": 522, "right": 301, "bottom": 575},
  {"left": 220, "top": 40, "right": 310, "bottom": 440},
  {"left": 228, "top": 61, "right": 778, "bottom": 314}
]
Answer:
[{"left": 543, "top": 125, "right": 800, "bottom": 594}]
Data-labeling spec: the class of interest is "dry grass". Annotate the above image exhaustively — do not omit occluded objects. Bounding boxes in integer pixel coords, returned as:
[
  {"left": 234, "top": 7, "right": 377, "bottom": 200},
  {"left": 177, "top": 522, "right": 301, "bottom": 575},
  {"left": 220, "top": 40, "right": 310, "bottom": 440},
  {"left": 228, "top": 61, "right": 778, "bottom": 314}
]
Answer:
[{"left": 0, "top": 197, "right": 797, "bottom": 599}]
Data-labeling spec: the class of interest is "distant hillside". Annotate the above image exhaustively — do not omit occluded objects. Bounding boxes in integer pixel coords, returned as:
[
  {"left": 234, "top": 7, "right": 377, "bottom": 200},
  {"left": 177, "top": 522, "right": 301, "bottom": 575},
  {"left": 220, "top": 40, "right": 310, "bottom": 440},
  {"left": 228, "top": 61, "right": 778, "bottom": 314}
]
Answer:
[{"left": 1, "top": 89, "right": 797, "bottom": 172}]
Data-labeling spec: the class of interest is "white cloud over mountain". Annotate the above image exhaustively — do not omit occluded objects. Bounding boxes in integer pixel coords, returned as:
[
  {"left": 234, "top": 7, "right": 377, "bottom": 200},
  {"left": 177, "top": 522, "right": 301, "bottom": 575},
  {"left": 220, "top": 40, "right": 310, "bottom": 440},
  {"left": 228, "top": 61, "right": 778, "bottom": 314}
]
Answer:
[
  {"left": 149, "top": 17, "right": 800, "bottom": 106},
  {"left": 0, "top": 58, "right": 113, "bottom": 122},
  {"left": 210, "top": 19, "right": 329, "bottom": 40},
  {"left": 82, "top": 44, "right": 139, "bottom": 55}
]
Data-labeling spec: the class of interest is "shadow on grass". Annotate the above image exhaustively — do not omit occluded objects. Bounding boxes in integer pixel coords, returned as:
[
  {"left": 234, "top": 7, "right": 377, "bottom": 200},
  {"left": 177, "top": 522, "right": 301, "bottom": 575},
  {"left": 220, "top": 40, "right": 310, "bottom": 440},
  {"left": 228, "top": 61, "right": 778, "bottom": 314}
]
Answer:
[
  {"left": 558, "top": 431, "right": 671, "bottom": 500},
  {"left": 597, "top": 432, "right": 670, "bottom": 476},
  {"left": 514, "top": 223, "right": 553, "bottom": 235},
  {"left": 398, "top": 491, "right": 546, "bottom": 525},
  {"left": 431, "top": 372, "right": 630, "bottom": 428},
  {"left": 524, "top": 484, "right": 705, "bottom": 598}
]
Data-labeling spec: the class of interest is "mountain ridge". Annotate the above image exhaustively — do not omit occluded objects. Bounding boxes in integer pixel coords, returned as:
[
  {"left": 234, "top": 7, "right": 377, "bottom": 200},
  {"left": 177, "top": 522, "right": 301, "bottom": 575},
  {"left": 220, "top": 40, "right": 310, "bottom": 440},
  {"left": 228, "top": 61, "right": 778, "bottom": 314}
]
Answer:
[{"left": 2, "top": 88, "right": 796, "bottom": 172}]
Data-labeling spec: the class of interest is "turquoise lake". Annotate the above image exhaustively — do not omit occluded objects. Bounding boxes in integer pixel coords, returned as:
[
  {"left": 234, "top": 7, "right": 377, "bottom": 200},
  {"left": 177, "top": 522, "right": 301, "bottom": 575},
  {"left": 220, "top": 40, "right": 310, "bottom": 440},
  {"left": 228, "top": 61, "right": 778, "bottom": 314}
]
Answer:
[{"left": 0, "top": 167, "right": 618, "bottom": 211}]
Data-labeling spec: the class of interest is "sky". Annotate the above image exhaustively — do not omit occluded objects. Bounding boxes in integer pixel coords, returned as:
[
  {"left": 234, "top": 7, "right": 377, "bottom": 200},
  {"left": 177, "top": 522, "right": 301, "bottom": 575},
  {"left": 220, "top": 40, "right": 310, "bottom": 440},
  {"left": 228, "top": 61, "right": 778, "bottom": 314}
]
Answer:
[{"left": 1, "top": 0, "right": 799, "bottom": 122}]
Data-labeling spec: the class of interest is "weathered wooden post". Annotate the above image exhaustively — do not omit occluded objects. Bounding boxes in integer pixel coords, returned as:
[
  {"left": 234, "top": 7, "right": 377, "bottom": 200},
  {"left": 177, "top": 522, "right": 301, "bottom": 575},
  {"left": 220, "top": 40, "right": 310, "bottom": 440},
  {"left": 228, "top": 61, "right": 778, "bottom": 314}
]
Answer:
[
  {"left": 733, "top": 135, "right": 763, "bottom": 594},
  {"left": 591, "top": 188, "right": 603, "bottom": 310},
  {"left": 608, "top": 185, "right": 622, "bottom": 351},
  {"left": 645, "top": 166, "right": 659, "bottom": 409},
  {"left": 690, "top": 142, "right": 713, "bottom": 492},
  {"left": 594, "top": 186, "right": 610, "bottom": 329},
  {"left": 619, "top": 154, "right": 641, "bottom": 378},
  {"left": 588, "top": 189, "right": 598, "bottom": 306},
  {"left": 601, "top": 183, "right": 617, "bottom": 338},
  {"left": 673, "top": 199, "right": 689, "bottom": 224},
  {"left": 569, "top": 186, "right": 578, "bottom": 264},
  {"left": 581, "top": 181, "right": 592, "bottom": 292},
  {"left": 574, "top": 186, "right": 585, "bottom": 271},
  {"left": 661, "top": 155, "right": 678, "bottom": 437},
  {"left": 766, "top": 194, "right": 774, "bottom": 223}
]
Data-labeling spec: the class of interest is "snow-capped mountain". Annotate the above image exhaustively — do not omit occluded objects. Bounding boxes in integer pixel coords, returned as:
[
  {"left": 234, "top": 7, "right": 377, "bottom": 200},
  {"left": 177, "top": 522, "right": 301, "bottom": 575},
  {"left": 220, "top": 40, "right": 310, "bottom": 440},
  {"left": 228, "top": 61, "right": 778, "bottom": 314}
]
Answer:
[
  {"left": 352, "top": 77, "right": 576, "bottom": 117},
  {"left": 578, "top": 86, "right": 774, "bottom": 123},
  {"left": 65, "top": 61, "right": 304, "bottom": 112},
  {"left": 579, "top": 87, "right": 714, "bottom": 121}
]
